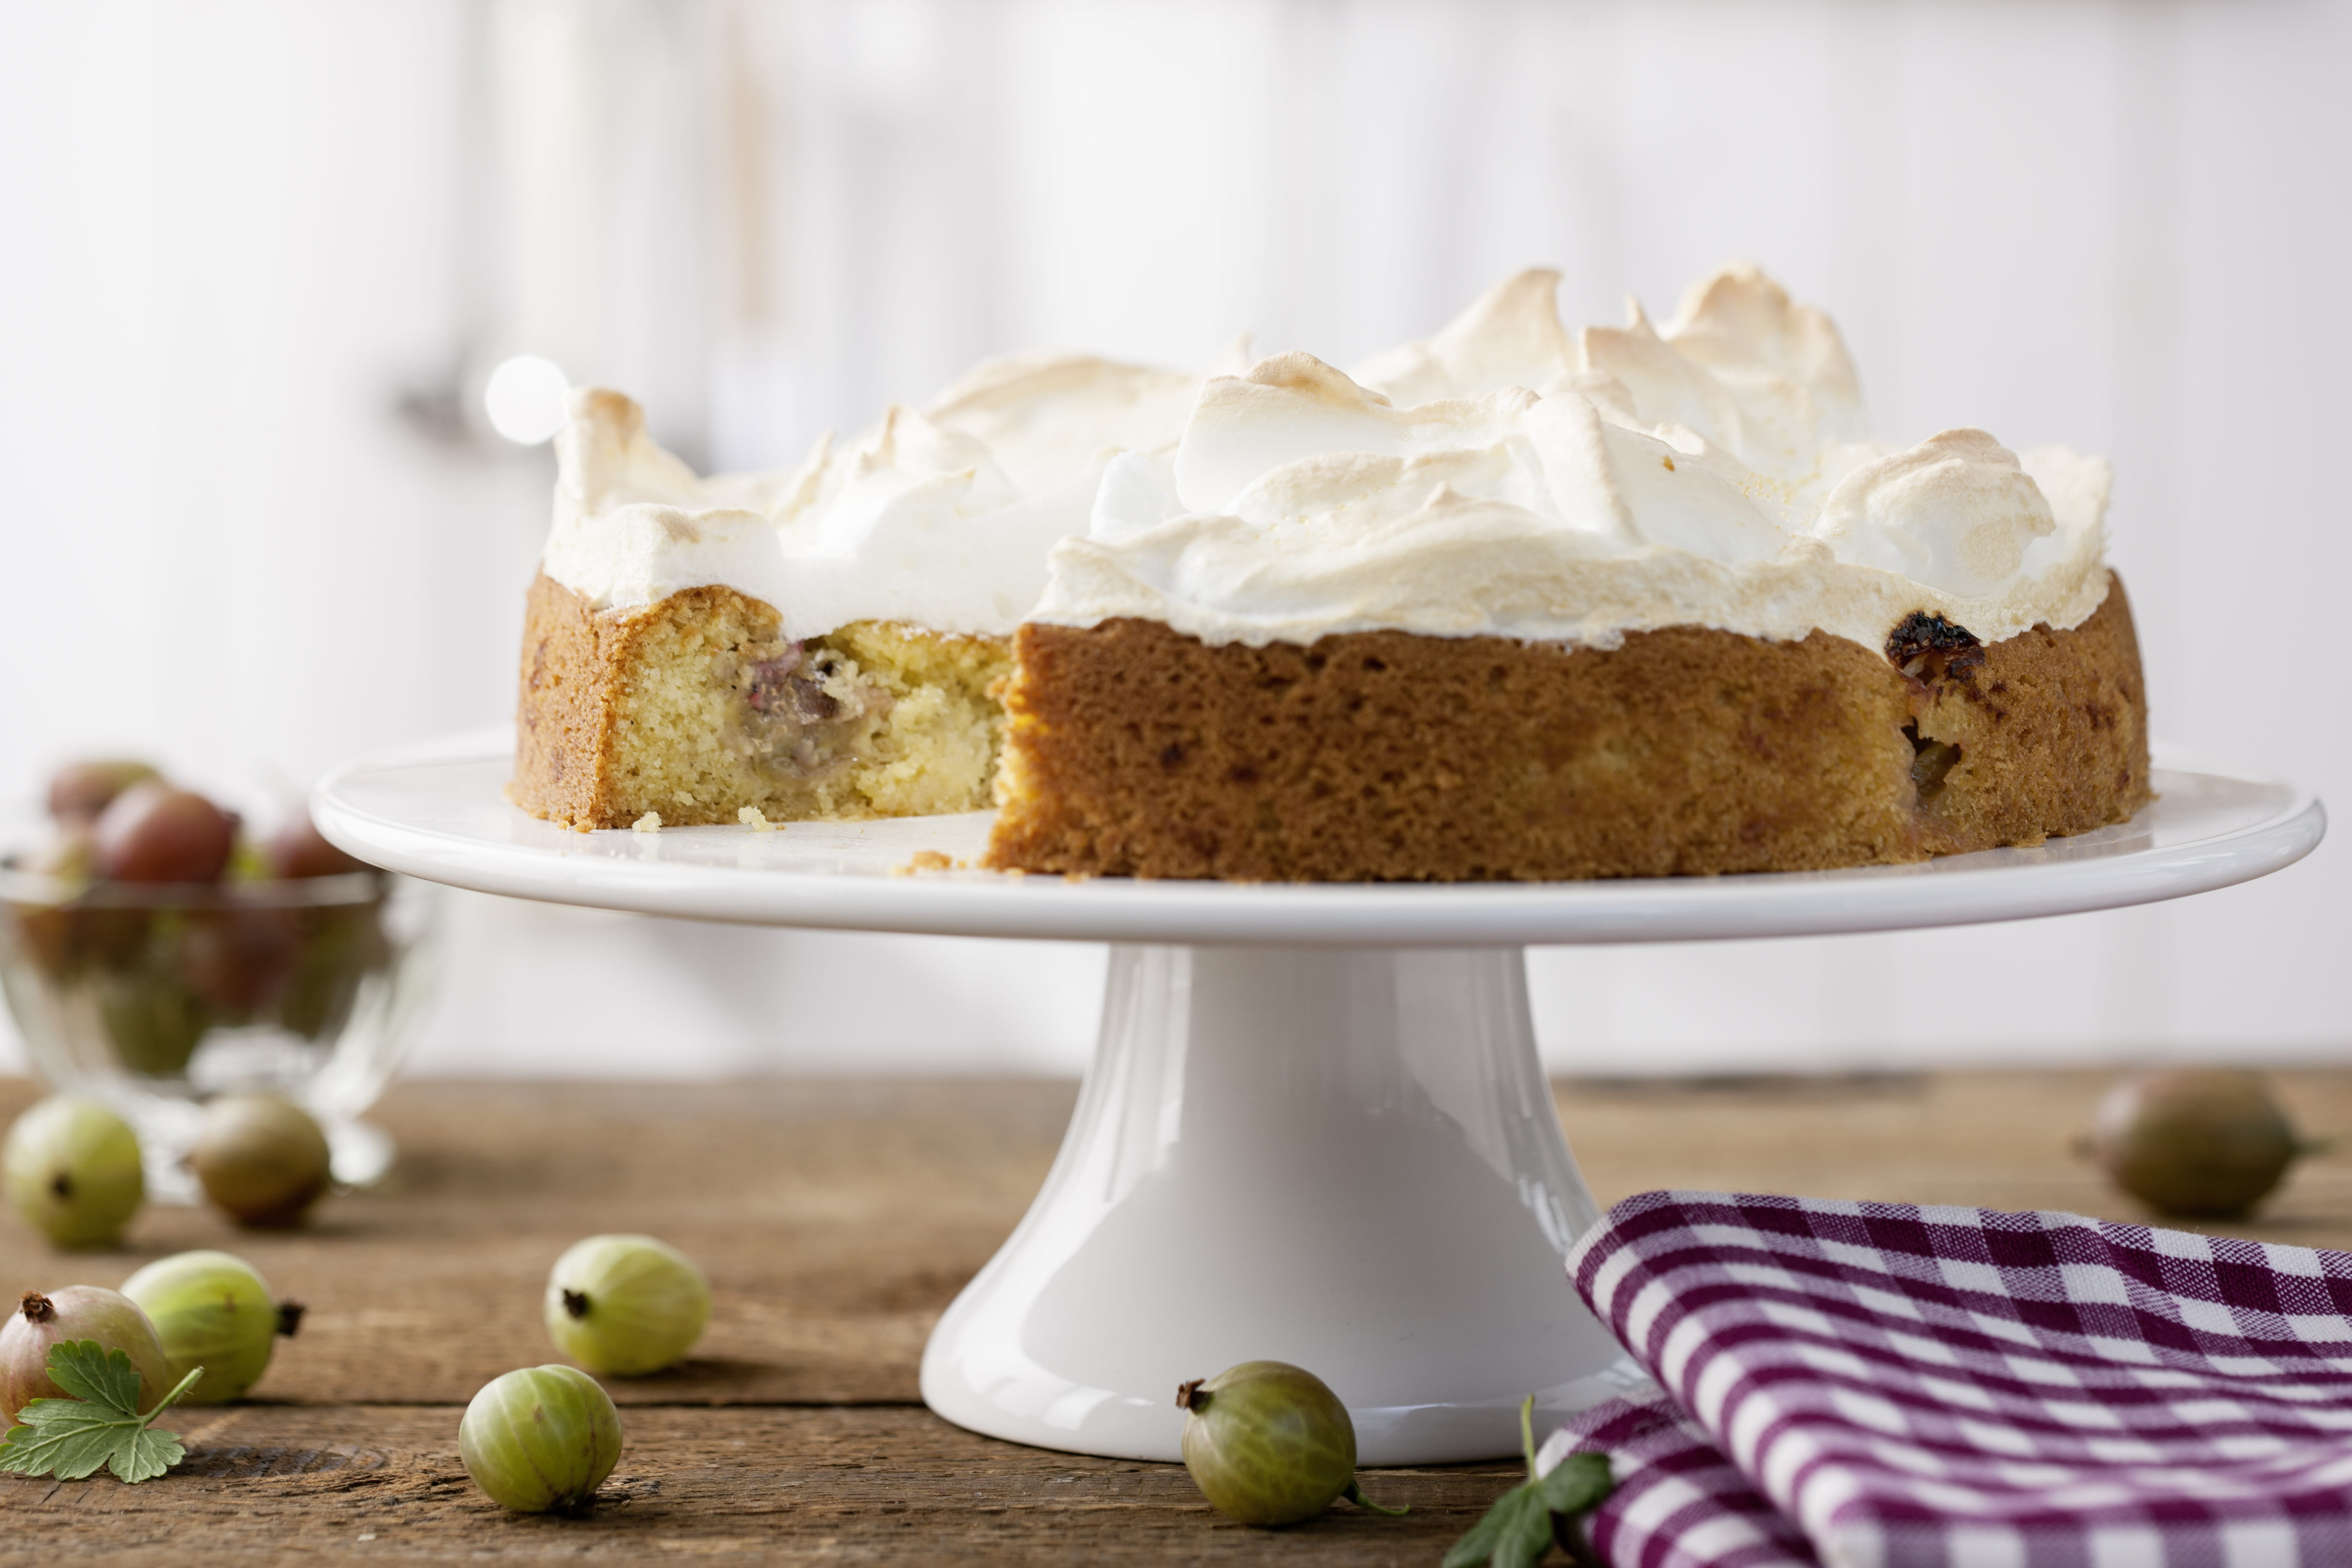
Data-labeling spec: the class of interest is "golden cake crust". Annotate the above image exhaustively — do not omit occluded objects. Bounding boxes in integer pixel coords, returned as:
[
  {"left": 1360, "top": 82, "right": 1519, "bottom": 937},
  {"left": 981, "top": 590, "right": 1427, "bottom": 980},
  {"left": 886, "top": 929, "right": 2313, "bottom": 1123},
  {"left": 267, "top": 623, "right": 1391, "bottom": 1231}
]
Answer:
[
  {"left": 513, "top": 572, "right": 1010, "bottom": 830},
  {"left": 514, "top": 569, "right": 645, "bottom": 830},
  {"left": 982, "top": 579, "right": 2151, "bottom": 882}
]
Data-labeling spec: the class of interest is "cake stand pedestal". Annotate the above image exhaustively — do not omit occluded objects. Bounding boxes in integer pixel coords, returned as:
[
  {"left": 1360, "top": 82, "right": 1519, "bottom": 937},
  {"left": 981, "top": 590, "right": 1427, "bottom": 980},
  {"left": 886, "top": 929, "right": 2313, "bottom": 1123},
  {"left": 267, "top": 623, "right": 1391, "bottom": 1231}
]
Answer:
[
  {"left": 315, "top": 729, "right": 2323, "bottom": 1464},
  {"left": 921, "top": 944, "right": 1632, "bottom": 1462}
]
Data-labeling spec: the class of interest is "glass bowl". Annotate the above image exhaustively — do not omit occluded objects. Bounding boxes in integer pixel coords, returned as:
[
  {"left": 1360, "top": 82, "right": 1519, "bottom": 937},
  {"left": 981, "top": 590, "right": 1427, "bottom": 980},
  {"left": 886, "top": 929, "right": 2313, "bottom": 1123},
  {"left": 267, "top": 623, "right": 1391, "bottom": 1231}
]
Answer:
[{"left": 0, "top": 861, "right": 438, "bottom": 1200}]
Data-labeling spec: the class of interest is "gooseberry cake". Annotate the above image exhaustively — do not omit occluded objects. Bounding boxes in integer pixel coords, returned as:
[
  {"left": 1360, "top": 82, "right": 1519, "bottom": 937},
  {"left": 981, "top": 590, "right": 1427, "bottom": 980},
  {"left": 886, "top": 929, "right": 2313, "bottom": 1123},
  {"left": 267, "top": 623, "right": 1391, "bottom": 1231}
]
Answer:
[
  {"left": 513, "top": 347, "right": 1236, "bottom": 829},
  {"left": 983, "top": 266, "right": 2150, "bottom": 880}
]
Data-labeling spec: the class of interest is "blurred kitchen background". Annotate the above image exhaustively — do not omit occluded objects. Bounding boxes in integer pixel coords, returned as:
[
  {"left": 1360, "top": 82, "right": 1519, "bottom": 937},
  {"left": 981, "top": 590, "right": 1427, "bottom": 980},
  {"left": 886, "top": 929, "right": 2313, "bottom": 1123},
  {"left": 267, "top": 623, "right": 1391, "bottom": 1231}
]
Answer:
[{"left": 2, "top": 0, "right": 2345, "bottom": 1081}]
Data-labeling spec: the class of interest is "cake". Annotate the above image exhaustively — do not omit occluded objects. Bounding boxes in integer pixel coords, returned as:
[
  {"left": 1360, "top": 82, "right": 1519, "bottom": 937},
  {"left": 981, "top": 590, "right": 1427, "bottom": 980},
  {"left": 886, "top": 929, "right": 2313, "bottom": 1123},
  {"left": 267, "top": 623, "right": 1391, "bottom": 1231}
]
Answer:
[
  {"left": 513, "top": 346, "right": 1238, "bottom": 829},
  {"left": 983, "top": 266, "right": 2150, "bottom": 881}
]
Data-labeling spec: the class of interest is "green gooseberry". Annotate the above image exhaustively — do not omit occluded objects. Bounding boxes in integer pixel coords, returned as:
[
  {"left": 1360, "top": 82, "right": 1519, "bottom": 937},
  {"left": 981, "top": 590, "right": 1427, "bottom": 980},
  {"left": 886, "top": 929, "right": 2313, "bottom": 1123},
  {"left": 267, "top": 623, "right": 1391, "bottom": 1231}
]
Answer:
[
  {"left": 1177, "top": 1360, "right": 1404, "bottom": 1526},
  {"left": 544, "top": 1235, "right": 709, "bottom": 1376},
  {"left": 120, "top": 1249, "right": 304, "bottom": 1404},
  {"left": 458, "top": 1364, "right": 623, "bottom": 1514},
  {"left": 95, "top": 964, "right": 214, "bottom": 1079},
  {"left": 3, "top": 1095, "right": 145, "bottom": 1248}
]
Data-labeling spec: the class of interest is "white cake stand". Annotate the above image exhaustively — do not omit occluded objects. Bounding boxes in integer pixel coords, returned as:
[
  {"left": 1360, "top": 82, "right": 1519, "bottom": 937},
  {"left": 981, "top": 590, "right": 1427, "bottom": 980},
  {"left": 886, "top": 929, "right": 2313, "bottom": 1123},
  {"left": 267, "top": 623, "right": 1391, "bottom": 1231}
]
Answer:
[{"left": 314, "top": 727, "right": 2322, "bottom": 1465}]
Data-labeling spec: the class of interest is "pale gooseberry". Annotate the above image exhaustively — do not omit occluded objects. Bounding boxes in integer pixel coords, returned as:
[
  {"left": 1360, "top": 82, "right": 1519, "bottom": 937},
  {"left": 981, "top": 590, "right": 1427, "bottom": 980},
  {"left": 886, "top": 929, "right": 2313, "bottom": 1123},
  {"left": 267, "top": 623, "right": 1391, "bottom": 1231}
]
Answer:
[
  {"left": 543, "top": 1234, "right": 709, "bottom": 1377},
  {"left": 121, "top": 1249, "right": 303, "bottom": 1404},
  {"left": 3, "top": 1096, "right": 145, "bottom": 1249},
  {"left": 458, "top": 1364, "right": 622, "bottom": 1513}
]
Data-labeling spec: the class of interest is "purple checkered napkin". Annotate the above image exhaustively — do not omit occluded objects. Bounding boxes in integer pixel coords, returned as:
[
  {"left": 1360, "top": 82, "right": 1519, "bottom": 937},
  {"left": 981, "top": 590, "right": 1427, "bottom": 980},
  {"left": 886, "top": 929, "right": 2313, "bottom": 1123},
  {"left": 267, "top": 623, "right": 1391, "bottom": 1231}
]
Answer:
[{"left": 1550, "top": 1191, "right": 2352, "bottom": 1568}]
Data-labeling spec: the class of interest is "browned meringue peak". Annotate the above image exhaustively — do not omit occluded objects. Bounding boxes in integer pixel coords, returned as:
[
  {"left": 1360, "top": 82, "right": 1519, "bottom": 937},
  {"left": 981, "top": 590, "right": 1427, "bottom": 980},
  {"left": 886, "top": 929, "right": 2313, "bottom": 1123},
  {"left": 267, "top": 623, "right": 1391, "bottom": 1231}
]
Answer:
[
  {"left": 1347, "top": 269, "right": 1578, "bottom": 409},
  {"left": 1355, "top": 263, "right": 1874, "bottom": 494},
  {"left": 1582, "top": 265, "right": 1873, "bottom": 490}
]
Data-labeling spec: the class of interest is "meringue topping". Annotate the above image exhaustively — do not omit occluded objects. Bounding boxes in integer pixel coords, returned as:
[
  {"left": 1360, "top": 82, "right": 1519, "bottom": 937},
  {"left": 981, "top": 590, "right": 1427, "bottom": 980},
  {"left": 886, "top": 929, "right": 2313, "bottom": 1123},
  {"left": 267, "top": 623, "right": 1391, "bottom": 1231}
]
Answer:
[{"left": 1034, "top": 265, "right": 2112, "bottom": 652}]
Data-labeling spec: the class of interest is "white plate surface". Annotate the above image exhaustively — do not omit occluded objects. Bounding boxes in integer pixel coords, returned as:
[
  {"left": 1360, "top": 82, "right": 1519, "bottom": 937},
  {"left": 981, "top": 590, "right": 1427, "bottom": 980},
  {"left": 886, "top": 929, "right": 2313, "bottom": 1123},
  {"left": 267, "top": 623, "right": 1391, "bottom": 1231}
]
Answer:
[{"left": 314, "top": 726, "right": 2324, "bottom": 947}]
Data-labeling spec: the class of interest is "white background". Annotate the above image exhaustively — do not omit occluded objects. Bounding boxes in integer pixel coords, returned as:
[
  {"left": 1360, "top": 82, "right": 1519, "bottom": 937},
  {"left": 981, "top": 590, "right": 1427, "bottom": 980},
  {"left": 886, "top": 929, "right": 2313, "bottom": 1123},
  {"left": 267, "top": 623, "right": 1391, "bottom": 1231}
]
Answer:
[{"left": 1, "top": 0, "right": 2346, "bottom": 1080}]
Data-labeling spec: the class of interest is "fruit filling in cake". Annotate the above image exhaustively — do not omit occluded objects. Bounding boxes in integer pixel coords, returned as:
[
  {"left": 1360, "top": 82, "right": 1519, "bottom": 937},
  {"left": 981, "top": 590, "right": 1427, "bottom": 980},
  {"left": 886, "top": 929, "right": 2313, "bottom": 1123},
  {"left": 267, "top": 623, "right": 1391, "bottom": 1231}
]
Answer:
[{"left": 982, "top": 265, "right": 2149, "bottom": 881}]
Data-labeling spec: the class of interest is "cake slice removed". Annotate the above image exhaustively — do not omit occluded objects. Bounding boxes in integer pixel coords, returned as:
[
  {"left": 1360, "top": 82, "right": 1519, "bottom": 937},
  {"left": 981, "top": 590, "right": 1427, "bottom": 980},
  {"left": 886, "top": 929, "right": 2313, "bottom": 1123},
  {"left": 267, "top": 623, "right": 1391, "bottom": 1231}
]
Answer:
[{"left": 517, "top": 573, "right": 1011, "bottom": 829}]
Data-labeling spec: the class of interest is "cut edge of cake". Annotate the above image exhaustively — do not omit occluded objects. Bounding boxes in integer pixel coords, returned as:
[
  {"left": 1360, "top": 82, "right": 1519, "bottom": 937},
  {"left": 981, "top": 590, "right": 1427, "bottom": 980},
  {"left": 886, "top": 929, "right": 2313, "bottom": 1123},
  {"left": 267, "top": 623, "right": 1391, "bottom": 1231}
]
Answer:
[{"left": 513, "top": 571, "right": 1011, "bottom": 831}]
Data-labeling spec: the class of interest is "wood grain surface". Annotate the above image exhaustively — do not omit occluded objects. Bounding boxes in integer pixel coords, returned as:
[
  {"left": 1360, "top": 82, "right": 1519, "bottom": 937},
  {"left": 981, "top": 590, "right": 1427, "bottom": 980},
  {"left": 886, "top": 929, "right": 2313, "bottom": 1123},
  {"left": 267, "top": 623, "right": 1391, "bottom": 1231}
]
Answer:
[{"left": 3, "top": 1069, "right": 2348, "bottom": 1563}]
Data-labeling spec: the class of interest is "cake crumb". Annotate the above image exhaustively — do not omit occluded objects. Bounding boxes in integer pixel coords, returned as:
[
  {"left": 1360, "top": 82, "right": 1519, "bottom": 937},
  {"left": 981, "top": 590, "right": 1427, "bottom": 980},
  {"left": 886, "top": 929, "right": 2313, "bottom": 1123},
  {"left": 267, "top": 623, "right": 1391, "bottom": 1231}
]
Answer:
[
  {"left": 632, "top": 812, "right": 663, "bottom": 834},
  {"left": 738, "top": 806, "right": 776, "bottom": 832},
  {"left": 894, "top": 849, "right": 962, "bottom": 875}
]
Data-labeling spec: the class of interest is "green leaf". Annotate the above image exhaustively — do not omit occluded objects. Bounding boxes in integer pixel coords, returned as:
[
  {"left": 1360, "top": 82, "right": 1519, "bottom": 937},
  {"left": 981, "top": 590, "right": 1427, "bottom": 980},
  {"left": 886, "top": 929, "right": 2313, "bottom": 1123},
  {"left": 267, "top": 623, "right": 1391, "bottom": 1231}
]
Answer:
[
  {"left": 1442, "top": 1484, "right": 1522, "bottom": 1568},
  {"left": 0, "top": 1342, "right": 203, "bottom": 1485},
  {"left": 0, "top": 1403, "right": 132, "bottom": 1480},
  {"left": 1496, "top": 1490, "right": 1558, "bottom": 1568},
  {"left": 1446, "top": 1486, "right": 1549, "bottom": 1568},
  {"left": 1535, "top": 1452, "right": 1611, "bottom": 1516},
  {"left": 106, "top": 1424, "right": 188, "bottom": 1485},
  {"left": 44, "top": 1340, "right": 145, "bottom": 1416},
  {"left": 1447, "top": 1402, "right": 1617, "bottom": 1568}
]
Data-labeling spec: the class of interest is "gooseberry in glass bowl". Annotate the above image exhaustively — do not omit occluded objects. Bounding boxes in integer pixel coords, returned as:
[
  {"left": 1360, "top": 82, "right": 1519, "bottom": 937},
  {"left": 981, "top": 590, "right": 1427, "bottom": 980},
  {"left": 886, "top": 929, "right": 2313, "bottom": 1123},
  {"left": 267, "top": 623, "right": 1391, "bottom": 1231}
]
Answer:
[{"left": 0, "top": 766, "right": 438, "bottom": 1203}]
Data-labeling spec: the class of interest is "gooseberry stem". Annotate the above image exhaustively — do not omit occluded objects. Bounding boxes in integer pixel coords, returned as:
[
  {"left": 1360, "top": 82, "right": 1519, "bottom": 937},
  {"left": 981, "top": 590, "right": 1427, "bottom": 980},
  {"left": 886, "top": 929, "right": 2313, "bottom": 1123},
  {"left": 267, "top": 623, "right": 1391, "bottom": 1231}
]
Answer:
[
  {"left": 1343, "top": 1479, "right": 1408, "bottom": 1516},
  {"left": 1519, "top": 1393, "right": 1537, "bottom": 1477},
  {"left": 152, "top": 1365, "right": 204, "bottom": 1421}
]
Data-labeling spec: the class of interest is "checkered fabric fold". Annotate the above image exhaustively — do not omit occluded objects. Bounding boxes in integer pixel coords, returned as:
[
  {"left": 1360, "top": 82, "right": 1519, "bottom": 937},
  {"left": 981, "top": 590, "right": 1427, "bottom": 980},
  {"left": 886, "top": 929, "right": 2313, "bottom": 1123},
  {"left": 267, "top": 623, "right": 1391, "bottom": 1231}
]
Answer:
[
  {"left": 1537, "top": 1388, "right": 1820, "bottom": 1568},
  {"left": 1553, "top": 1191, "right": 2352, "bottom": 1568}
]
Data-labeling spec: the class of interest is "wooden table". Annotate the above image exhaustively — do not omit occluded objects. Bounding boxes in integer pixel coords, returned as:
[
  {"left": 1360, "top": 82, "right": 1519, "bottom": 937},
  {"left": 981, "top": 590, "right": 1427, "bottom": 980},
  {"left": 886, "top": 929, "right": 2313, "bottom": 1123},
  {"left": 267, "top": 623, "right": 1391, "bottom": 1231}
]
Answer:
[{"left": 4, "top": 1070, "right": 2348, "bottom": 1563}]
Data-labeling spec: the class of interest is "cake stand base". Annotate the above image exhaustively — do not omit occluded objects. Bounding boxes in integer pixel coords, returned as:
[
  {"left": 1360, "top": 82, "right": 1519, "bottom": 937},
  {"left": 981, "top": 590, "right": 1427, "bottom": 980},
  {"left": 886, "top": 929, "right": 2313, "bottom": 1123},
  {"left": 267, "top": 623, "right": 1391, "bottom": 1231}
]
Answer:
[{"left": 919, "top": 944, "right": 1645, "bottom": 1465}]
